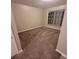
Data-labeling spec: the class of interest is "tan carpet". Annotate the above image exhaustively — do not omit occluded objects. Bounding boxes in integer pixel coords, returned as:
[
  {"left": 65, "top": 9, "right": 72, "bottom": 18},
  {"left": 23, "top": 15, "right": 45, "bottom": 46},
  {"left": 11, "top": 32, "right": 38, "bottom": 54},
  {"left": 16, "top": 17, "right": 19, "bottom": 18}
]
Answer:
[{"left": 12, "top": 26, "right": 61, "bottom": 59}]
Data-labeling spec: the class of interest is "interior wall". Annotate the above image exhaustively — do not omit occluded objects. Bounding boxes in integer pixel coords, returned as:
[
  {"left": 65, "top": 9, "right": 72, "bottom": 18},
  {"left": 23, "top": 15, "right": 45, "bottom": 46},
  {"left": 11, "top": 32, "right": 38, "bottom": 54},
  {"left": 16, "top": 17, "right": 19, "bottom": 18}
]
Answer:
[
  {"left": 12, "top": 3, "right": 44, "bottom": 32},
  {"left": 56, "top": 8, "right": 67, "bottom": 58},
  {"left": 11, "top": 29, "right": 18, "bottom": 57},
  {"left": 11, "top": 11, "right": 22, "bottom": 51},
  {"left": 43, "top": 9, "right": 48, "bottom": 25},
  {"left": 43, "top": 5, "right": 66, "bottom": 25}
]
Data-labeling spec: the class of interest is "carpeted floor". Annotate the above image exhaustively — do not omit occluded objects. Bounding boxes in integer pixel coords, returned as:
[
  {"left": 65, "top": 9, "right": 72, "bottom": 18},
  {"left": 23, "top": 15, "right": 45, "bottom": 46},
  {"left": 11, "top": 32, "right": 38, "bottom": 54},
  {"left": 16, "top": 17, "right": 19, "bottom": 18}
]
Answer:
[{"left": 12, "top": 26, "right": 61, "bottom": 59}]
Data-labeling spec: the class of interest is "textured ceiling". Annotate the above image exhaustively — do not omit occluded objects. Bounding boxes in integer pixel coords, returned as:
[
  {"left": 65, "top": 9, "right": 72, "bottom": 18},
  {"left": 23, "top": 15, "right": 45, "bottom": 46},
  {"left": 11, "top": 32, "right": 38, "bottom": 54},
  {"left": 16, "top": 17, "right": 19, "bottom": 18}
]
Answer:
[{"left": 12, "top": 0, "right": 66, "bottom": 8}]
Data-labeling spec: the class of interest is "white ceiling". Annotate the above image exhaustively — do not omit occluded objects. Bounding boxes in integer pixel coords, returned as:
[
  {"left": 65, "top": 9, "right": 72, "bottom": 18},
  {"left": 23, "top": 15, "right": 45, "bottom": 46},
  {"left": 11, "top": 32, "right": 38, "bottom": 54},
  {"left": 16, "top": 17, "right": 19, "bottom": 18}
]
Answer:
[{"left": 12, "top": 0, "right": 66, "bottom": 8}]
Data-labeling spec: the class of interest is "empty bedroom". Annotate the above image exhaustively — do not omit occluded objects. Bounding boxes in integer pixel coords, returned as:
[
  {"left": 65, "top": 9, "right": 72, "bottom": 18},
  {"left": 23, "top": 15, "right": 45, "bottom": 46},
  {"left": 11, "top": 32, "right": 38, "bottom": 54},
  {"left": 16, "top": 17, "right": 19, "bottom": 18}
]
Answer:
[{"left": 11, "top": 0, "right": 67, "bottom": 59}]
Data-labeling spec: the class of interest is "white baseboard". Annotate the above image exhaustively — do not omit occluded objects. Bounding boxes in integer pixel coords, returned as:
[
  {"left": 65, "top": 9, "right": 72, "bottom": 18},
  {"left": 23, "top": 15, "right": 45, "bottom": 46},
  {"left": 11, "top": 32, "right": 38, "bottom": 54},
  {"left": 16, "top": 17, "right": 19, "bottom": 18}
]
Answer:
[
  {"left": 18, "top": 25, "right": 61, "bottom": 33},
  {"left": 56, "top": 49, "right": 67, "bottom": 58},
  {"left": 44, "top": 25, "right": 61, "bottom": 30},
  {"left": 18, "top": 25, "right": 44, "bottom": 33},
  {"left": 18, "top": 49, "right": 23, "bottom": 54},
  {"left": 12, "top": 49, "right": 23, "bottom": 57}
]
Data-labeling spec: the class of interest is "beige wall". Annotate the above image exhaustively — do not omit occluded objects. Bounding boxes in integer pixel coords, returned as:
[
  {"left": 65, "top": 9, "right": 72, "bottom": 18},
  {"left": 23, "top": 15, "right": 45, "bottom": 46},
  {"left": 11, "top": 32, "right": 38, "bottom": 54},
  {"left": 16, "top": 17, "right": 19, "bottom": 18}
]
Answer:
[
  {"left": 43, "top": 9, "right": 48, "bottom": 25},
  {"left": 11, "top": 11, "right": 22, "bottom": 51},
  {"left": 11, "top": 29, "right": 18, "bottom": 57},
  {"left": 57, "top": 8, "right": 67, "bottom": 58},
  {"left": 12, "top": 3, "right": 44, "bottom": 32},
  {"left": 43, "top": 5, "right": 66, "bottom": 25}
]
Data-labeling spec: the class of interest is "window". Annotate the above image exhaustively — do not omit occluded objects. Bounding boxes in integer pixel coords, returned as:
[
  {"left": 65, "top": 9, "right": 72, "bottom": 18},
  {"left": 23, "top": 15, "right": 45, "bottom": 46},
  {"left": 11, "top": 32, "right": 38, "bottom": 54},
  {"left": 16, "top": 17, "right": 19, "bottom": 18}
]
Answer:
[{"left": 48, "top": 9, "right": 65, "bottom": 26}]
